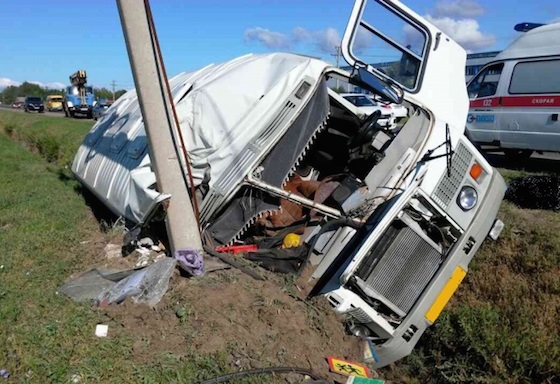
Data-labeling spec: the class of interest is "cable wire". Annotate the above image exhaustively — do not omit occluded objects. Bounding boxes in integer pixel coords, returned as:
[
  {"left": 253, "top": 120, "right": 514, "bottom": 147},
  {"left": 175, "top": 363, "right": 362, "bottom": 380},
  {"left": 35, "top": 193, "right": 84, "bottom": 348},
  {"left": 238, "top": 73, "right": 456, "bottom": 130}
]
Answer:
[{"left": 144, "top": 0, "right": 201, "bottom": 228}]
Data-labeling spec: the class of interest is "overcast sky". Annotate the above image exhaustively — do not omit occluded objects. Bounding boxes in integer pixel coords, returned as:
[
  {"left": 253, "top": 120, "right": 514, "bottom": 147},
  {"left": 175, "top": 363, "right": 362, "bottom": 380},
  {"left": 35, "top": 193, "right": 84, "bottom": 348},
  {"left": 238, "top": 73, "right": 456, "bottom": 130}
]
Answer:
[{"left": 1, "top": 0, "right": 559, "bottom": 90}]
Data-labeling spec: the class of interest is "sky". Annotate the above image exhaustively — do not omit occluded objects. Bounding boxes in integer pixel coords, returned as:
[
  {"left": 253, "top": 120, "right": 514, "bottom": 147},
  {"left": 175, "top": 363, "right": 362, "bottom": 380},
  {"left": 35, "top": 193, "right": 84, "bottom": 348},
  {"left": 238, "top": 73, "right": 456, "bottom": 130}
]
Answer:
[{"left": 0, "top": 0, "right": 559, "bottom": 91}]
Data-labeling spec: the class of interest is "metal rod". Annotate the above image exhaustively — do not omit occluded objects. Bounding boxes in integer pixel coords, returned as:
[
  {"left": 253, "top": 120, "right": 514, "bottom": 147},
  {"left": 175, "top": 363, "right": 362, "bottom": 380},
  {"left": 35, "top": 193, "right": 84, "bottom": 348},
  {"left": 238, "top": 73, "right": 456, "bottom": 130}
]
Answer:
[{"left": 245, "top": 174, "right": 343, "bottom": 219}]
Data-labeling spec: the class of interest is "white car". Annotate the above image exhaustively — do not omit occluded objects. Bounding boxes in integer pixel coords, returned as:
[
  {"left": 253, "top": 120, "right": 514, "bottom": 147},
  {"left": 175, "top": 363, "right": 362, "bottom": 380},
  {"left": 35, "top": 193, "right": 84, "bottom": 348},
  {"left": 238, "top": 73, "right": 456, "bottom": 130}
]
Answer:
[
  {"left": 367, "top": 94, "right": 408, "bottom": 120},
  {"left": 340, "top": 93, "right": 396, "bottom": 128}
]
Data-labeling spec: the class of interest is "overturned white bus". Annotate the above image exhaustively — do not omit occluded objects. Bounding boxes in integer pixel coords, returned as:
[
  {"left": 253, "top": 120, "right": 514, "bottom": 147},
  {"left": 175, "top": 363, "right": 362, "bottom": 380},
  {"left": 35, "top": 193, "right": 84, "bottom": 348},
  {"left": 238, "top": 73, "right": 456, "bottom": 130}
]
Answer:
[{"left": 72, "top": 0, "right": 507, "bottom": 368}]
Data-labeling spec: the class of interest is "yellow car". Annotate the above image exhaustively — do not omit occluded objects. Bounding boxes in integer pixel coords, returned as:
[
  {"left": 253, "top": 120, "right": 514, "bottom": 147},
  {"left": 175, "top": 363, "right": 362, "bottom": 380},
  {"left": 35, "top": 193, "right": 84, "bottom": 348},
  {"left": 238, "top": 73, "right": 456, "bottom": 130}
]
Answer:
[{"left": 45, "top": 95, "right": 64, "bottom": 112}]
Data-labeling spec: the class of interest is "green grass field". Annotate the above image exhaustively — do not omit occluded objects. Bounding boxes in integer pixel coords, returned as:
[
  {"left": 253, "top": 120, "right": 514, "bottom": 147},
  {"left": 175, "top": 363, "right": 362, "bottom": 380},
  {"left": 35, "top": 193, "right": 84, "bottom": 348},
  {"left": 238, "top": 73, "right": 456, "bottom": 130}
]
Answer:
[
  {"left": 0, "top": 111, "right": 269, "bottom": 383},
  {"left": 0, "top": 110, "right": 93, "bottom": 167},
  {"left": 0, "top": 109, "right": 558, "bottom": 383},
  {"left": 0, "top": 126, "right": 133, "bottom": 382}
]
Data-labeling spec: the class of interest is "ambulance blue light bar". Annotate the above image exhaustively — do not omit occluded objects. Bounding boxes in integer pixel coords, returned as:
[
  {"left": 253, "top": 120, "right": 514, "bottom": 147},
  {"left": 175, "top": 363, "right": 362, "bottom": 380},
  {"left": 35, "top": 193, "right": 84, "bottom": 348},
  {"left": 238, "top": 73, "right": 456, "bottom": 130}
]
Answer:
[{"left": 514, "top": 22, "right": 545, "bottom": 32}]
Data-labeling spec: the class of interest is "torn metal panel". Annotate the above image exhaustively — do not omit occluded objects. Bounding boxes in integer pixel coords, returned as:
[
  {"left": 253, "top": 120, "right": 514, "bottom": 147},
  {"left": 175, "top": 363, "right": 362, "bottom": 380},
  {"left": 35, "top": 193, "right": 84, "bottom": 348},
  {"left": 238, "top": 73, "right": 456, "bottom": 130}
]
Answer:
[
  {"left": 72, "top": 53, "right": 330, "bottom": 224},
  {"left": 207, "top": 80, "right": 331, "bottom": 244}
]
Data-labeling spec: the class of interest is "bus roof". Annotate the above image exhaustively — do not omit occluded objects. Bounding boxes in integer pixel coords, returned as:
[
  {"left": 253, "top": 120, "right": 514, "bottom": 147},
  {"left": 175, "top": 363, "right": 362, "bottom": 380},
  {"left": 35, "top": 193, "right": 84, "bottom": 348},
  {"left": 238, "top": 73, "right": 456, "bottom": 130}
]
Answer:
[{"left": 494, "top": 22, "right": 560, "bottom": 61}]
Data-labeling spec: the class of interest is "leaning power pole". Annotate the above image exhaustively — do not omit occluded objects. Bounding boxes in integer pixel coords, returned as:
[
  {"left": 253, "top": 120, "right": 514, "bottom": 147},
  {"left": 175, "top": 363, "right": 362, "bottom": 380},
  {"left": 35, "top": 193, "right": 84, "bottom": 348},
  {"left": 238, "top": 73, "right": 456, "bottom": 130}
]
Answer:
[{"left": 116, "top": 0, "right": 202, "bottom": 255}]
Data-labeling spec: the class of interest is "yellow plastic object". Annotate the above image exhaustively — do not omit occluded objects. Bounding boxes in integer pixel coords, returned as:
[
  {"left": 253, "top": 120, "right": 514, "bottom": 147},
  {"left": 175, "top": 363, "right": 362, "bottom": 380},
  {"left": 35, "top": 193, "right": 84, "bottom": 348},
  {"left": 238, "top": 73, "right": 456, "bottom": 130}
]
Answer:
[
  {"left": 425, "top": 266, "right": 467, "bottom": 323},
  {"left": 327, "top": 356, "right": 370, "bottom": 378},
  {"left": 282, "top": 233, "right": 301, "bottom": 248}
]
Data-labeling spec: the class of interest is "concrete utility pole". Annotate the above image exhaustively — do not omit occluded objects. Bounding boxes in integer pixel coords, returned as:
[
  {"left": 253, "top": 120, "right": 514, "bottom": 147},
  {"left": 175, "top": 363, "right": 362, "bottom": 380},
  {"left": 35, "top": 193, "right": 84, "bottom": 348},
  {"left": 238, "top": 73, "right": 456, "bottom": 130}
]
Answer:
[
  {"left": 331, "top": 45, "right": 341, "bottom": 89},
  {"left": 116, "top": 0, "right": 202, "bottom": 254},
  {"left": 110, "top": 80, "right": 117, "bottom": 100}
]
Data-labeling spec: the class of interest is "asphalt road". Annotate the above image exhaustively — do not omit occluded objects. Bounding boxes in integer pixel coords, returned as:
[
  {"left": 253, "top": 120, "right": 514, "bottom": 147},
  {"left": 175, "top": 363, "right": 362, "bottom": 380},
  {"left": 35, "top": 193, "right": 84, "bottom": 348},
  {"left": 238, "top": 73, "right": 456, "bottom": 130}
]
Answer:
[{"left": 0, "top": 104, "right": 94, "bottom": 120}]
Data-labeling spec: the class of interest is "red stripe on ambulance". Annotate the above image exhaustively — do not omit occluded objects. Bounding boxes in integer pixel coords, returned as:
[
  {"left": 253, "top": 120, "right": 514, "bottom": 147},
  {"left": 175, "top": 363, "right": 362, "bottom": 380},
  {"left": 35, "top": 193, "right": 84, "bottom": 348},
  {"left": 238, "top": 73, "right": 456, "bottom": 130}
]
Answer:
[
  {"left": 470, "top": 98, "right": 499, "bottom": 108},
  {"left": 500, "top": 96, "right": 560, "bottom": 107},
  {"left": 470, "top": 95, "right": 560, "bottom": 108}
]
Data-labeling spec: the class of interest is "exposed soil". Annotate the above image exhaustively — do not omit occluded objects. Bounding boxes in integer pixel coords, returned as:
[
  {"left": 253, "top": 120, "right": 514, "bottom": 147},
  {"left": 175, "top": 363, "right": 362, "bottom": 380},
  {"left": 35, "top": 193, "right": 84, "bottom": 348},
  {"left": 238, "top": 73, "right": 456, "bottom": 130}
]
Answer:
[
  {"left": 103, "top": 270, "right": 364, "bottom": 379},
  {"left": 75, "top": 227, "right": 373, "bottom": 382}
]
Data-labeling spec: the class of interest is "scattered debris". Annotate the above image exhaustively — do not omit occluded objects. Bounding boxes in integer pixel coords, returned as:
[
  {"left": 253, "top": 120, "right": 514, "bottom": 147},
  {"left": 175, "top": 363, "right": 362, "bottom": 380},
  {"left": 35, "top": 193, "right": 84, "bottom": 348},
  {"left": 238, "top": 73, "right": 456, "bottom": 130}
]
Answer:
[
  {"left": 95, "top": 324, "right": 108, "bottom": 338},
  {"left": 138, "top": 237, "right": 154, "bottom": 247},
  {"left": 201, "top": 254, "right": 231, "bottom": 273},
  {"left": 245, "top": 246, "right": 308, "bottom": 274},
  {"left": 282, "top": 233, "right": 301, "bottom": 248},
  {"left": 58, "top": 268, "right": 138, "bottom": 302},
  {"left": 59, "top": 258, "right": 176, "bottom": 307},
  {"left": 0, "top": 369, "right": 9, "bottom": 379},
  {"left": 122, "top": 234, "right": 169, "bottom": 267},
  {"left": 203, "top": 246, "right": 264, "bottom": 280},
  {"left": 346, "top": 377, "right": 384, "bottom": 384},
  {"left": 174, "top": 248, "right": 204, "bottom": 276},
  {"left": 97, "top": 258, "right": 176, "bottom": 306},
  {"left": 214, "top": 244, "right": 258, "bottom": 254},
  {"left": 505, "top": 175, "right": 560, "bottom": 211},
  {"left": 104, "top": 243, "right": 122, "bottom": 259},
  {"left": 362, "top": 340, "right": 379, "bottom": 366},
  {"left": 135, "top": 254, "right": 150, "bottom": 268},
  {"left": 151, "top": 243, "right": 163, "bottom": 252},
  {"left": 327, "top": 356, "right": 370, "bottom": 378},
  {"left": 135, "top": 247, "right": 151, "bottom": 256}
]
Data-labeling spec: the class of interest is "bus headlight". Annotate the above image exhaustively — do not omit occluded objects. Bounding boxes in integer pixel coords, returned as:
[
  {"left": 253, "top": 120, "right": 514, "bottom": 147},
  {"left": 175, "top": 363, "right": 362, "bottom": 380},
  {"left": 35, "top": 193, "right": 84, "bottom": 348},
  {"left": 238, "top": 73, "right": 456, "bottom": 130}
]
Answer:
[{"left": 457, "top": 186, "right": 478, "bottom": 211}]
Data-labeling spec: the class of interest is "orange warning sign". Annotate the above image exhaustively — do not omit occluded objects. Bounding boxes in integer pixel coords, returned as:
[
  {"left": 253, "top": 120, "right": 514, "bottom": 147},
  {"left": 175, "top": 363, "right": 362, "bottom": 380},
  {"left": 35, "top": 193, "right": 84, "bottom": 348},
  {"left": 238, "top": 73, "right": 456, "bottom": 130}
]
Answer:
[{"left": 327, "top": 356, "right": 370, "bottom": 378}]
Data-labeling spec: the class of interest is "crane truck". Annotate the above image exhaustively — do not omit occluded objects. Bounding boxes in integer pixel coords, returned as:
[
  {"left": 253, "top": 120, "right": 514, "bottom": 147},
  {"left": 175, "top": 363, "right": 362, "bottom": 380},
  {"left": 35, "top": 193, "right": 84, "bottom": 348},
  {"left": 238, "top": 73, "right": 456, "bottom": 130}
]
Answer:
[{"left": 63, "top": 70, "right": 95, "bottom": 118}]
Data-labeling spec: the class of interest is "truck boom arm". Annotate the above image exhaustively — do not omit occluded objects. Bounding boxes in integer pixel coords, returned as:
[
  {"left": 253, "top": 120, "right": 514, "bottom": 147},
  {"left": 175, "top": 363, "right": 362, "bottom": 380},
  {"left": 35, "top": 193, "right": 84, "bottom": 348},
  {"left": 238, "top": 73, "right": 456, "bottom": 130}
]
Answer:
[{"left": 70, "top": 70, "right": 87, "bottom": 86}]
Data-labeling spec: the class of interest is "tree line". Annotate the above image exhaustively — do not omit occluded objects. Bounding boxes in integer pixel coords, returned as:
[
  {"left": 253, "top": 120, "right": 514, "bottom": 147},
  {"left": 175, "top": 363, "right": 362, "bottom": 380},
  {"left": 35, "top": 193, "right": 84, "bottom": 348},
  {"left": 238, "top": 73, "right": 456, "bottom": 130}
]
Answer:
[{"left": 0, "top": 82, "right": 128, "bottom": 104}]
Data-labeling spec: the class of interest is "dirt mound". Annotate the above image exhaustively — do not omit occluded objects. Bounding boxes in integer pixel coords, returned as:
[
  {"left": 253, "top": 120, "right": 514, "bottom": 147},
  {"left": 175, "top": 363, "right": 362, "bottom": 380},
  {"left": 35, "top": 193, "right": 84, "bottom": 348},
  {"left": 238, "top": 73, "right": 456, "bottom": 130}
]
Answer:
[{"left": 100, "top": 265, "right": 365, "bottom": 381}]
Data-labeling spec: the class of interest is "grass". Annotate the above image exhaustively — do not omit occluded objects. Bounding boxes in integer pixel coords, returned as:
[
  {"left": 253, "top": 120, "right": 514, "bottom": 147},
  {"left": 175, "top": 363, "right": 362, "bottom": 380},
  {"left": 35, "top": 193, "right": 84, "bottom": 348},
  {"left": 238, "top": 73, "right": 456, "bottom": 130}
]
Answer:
[
  {"left": 0, "top": 111, "right": 288, "bottom": 383},
  {"left": 0, "top": 109, "right": 93, "bottom": 167},
  {"left": 1, "top": 109, "right": 559, "bottom": 383},
  {"left": 0, "top": 131, "right": 129, "bottom": 382}
]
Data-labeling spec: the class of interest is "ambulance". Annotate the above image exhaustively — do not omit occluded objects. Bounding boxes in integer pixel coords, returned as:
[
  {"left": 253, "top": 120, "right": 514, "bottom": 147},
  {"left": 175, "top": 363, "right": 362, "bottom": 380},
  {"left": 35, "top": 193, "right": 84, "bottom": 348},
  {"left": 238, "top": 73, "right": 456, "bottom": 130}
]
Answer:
[{"left": 465, "top": 22, "right": 560, "bottom": 159}]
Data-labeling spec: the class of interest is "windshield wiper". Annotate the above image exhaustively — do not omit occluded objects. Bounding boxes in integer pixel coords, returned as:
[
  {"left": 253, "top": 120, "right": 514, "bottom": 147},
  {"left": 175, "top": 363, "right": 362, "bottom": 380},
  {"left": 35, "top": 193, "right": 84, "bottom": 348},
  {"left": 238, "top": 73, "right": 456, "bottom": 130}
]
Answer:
[{"left": 421, "top": 123, "right": 454, "bottom": 177}]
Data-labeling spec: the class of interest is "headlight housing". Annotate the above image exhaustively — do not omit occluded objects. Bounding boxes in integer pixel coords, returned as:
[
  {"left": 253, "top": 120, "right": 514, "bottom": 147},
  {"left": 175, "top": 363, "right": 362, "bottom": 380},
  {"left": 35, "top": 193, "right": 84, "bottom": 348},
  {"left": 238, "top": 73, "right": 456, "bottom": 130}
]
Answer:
[
  {"left": 457, "top": 186, "right": 478, "bottom": 211},
  {"left": 67, "top": 101, "right": 73, "bottom": 108}
]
